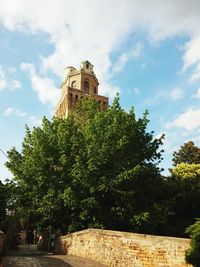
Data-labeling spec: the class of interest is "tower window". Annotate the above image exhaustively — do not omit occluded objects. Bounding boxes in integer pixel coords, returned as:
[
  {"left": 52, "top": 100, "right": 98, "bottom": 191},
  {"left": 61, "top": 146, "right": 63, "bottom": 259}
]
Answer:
[
  {"left": 99, "top": 101, "right": 102, "bottom": 110},
  {"left": 94, "top": 87, "right": 97, "bottom": 94},
  {"left": 86, "top": 63, "right": 89, "bottom": 69},
  {"left": 75, "top": 95, "right": 78, "bottom": 103},
  {"left": 69, "top": 93, "right": 73, "bottom": 108},
  {"left": 83, "top": 80, "right": 89, "bottom": 92},
  {"left": 71, "top": 81, "right": 77, "bottom": 88}
]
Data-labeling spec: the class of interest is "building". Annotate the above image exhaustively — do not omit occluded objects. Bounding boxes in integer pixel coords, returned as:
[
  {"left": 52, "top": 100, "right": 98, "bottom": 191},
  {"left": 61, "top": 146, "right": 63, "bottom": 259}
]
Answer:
[{"left": 55, "top": 61, "right": 109, "bottom": 118}]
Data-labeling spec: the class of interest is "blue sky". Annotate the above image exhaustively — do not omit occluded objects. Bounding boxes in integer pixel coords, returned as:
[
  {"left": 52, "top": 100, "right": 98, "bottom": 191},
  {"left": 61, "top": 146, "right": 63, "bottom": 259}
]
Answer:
[{"left": 1, "top": 0, "right": 200, "bottom": 181}]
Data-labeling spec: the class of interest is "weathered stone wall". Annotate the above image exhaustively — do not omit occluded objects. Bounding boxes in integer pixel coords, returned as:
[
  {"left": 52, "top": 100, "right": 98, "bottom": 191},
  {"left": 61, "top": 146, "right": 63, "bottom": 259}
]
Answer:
[{"left": 55, "top": 228, "right": 191, "bottom": 267}]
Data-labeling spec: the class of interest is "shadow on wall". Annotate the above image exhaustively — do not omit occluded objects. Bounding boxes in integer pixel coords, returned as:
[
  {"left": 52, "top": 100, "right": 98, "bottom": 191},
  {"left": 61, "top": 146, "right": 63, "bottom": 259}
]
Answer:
[{"left": 54, "top": 236, "right": 69, "bottom": 255}]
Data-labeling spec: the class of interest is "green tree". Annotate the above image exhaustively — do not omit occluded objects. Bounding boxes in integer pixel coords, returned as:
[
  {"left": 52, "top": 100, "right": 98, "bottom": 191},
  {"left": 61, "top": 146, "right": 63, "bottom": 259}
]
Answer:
[
  {"left": 172, "top": 141, "right": 200, "bottom": 166},
  {"left": 6, "top": 96, "right": 165, "bottom": 234},
  {"left": 0, "top": 181, "right": 7, "bottom": 230},
  {"left": 168, "top": 163, "right": 200, "bottom": 236},
  {"left": 185, "top": 219, "right": 200, "bottom": 267}
]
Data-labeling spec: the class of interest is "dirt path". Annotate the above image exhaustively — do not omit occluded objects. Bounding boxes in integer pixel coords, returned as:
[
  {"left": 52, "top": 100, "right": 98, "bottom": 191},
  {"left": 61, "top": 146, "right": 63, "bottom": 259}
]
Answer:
[{"left": 3, "top": 245, "right": 106, "bottom": 267}]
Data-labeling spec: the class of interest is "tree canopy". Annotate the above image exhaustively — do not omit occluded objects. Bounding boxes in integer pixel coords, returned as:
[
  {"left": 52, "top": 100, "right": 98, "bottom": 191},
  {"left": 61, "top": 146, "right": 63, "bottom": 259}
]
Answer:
[
  {"left": 167, "top": 162, "right": 200, "bottom": 236},
  {"left": 6, "top": 96, "right": 166, "bottom": 234},
  {"left": 172, "top": 141, "right": 200, "bottom": 166},
  {"left": 185, "top": 219, "right": 200, "bottom": 267}
]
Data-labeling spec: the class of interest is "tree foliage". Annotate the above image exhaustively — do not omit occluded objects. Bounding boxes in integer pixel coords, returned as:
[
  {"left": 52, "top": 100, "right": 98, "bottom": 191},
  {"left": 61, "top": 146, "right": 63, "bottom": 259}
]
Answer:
[
  {"left": 172, "top": 141, "right": 200, "bottom": 166},
  {"left": 171, "top": 163, "right": 200, "bottom": 179},
  {"left": 185, "top": 219, "right": 200, "bottom": 267},
  {"left": 168, "top": 162, "right": 200, "bottom": 237},
  {"left": 0, "top": 181, "right": 7, "bottom": 229},
  {"left": 6, "top": 96, "right": 165, "bottom": 234}
]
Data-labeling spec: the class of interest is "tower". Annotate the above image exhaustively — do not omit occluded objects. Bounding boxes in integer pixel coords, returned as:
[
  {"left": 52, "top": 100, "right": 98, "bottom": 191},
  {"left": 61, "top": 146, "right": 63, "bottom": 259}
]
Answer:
[{"left": 55, "top": 61, "right": 108, "bottom": 118}]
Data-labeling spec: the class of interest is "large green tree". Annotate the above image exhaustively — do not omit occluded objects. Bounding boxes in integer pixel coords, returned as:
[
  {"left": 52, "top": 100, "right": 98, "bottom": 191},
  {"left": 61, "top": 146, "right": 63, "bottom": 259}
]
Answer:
[{"left": 6, "top": 96, "right": 165, "bottom": 234}]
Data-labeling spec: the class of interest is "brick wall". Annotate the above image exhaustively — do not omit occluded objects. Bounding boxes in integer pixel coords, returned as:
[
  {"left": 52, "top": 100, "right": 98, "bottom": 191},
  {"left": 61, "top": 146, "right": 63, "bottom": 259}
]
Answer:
[{"left": 55, "top": 229, "right": 191, "bottom": 267}]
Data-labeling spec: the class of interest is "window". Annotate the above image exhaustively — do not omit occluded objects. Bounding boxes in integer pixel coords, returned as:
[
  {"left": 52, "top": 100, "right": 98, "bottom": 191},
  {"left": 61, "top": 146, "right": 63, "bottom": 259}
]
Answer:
[
  {"left": 71, "top": 81, "right": 77, "bottom": 88},
  {"left": 83, "top": 80, "right": 89, "bottom": 92},
  {"left": 86, "top": 64, "right": 89, "bottom": 69},
  {"left": 69, "top": 93, "right": 73, "bottom": 108},
  {"left": 94, "top": 87, "right": 97, "bottom": 94},
  {"left": 75, "top": 95, "right": 78, "bottom": 103},
  {"left": 99, "top": 101, "right": 101, "bottom": 110}
]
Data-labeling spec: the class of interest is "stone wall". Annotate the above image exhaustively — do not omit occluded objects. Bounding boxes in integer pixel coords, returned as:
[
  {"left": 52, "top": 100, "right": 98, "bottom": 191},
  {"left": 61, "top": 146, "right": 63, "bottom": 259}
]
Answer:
[{"left": 55, "top": 229, "right": 191, "bottom": 267}]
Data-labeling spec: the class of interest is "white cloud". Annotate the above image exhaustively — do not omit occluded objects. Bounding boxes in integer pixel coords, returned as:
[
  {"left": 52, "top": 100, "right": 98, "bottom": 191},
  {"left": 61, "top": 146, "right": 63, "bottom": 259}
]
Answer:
[
  {"left": 3, "top": 107, "right": 27, "bottom": 117},
  {"left": 128, "top": 87, "right": 140, "bottom": 95},
  {"left": 189, "top": 63, "right": 200, "bottom": 83},
  {"left": 29, "top": 116, "right": 42, "bottom": 127},
  {"left": 183, "top": 37, "right": 200, "bottom": 70},
  {"left": 183, "top": 37, "right": 200, "bottom": 82},
  {"left": 20, "top": 63, "right": 59, "bottom": 106},
  {"left": 0, "top": 1, "right": 200, "bottom": 97},
  {"left": 16, "top": 110, "right": 27, "bottom": 117},
  {"left": 170, "top": 88, "right": 184, "bottom": 101},
  {"left": 0, "top": 0, "right": 200, "bottom": 100},
  {"left": 3, "top": 107, "right": 14, "bottom": 116},
  {"left": 0, "top": 65, "right": 21, "bottom": 91},
  {"left": 196, "top": 88, "right": 200, "bottom": 99},
  {"left": 166, "top": 107, "right": 200, "bottom": 131},
  {"left": 0, "top": 66, "right": 7, "bottom": 90},
  {"left": 190, "top": 72, "right": 200, "bottom": 83},
  {"left": 112, "top": 43, "right": 142, "bottom": 74},
  {"left": 145, "top": 86, "right": 184, "bottom": 106},
  {"left": 10, "top": 80, "right": 21, "bottom": 90}
]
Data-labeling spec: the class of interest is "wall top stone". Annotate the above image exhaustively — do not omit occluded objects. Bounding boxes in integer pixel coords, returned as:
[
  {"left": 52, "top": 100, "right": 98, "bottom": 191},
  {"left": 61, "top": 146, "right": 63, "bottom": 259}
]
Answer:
[{"left": 62, "top": 228, "right": 190, "bottom": 245}]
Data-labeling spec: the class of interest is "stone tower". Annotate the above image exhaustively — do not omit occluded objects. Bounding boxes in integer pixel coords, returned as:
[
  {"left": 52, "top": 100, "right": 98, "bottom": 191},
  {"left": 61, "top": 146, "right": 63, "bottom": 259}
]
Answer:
[{"left": 55, "top": 61, "right": 108, "bottom": 118}]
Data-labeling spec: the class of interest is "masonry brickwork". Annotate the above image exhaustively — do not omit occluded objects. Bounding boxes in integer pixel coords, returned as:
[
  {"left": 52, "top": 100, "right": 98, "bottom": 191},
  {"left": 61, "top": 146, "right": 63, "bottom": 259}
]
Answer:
[
  {"left": 55, "top": 61, "right": 108, "bottom": 118},
  {"left": 55, "top": 228, "right": 191, "bottom": 267}
]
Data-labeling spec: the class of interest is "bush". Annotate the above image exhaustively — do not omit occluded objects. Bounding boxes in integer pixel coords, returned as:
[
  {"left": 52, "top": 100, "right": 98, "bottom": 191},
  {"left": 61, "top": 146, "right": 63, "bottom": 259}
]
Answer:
[{"left": 185, "top": 219, "right": 200, "bottom": 266}]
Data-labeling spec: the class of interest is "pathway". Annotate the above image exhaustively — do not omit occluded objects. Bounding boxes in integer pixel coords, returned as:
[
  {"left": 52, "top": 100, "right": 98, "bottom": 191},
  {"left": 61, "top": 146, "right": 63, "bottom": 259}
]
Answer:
[{"left": 3, "top": 245, "right": 106, "bottom": 267}]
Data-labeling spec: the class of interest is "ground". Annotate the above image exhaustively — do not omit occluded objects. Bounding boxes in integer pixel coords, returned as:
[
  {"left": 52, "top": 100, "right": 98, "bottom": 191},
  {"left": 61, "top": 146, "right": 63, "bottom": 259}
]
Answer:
[{"left": 3, "top": 245, "right": 106, "bottom": 267}]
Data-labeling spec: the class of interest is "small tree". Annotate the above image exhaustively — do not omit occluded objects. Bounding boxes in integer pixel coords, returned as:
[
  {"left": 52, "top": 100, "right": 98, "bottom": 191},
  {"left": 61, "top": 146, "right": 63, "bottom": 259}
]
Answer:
[
  {"left": 169, "top": 163, "right": 200, "bottom": 236},
  {"left": 172, "top": 141, "right": 200, "bottom": 166},
  {"left": 185, "top": 219, "right": 200, "bottom": 266}
]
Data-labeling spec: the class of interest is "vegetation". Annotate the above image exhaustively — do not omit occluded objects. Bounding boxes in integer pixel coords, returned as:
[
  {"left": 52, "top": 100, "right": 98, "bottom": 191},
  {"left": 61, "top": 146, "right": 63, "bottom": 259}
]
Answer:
[
  {"left": 165, "top": 163, "right": 200, "bottom": 237},
  {"left": 6, "top": 96, "right": 166, "bottom": 234},
  {"left": 185, "top": 219, "right": 200, "bottom": 267},
  {"left": 0, "top": 181, "right": 7, "bottom": 230},
  {"left": 172, "top": 141, "right": 200, "bottom": 166},
  {"left": 4, "top": 95, "right": 200, "bottom": 248}
]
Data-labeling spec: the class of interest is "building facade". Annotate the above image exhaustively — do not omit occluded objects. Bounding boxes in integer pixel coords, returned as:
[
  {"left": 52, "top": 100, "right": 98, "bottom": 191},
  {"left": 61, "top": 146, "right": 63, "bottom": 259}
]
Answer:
[{"left": 55, "top": 61, "right": 108, "bottom": 118}]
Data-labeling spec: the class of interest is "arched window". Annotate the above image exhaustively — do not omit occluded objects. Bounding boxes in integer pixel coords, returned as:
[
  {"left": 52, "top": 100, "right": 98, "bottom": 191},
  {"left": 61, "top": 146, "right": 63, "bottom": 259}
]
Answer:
[
  {"left": 69, "top": 93, "right": 73, "bottom": 108},
  {"left": 71, "top": 81, "right": 77, "bottom": 88},
  {"left": 83, "top": 80, "right": 89, "bottom": 92},
  {"left": 94, "top": 87, "right": 97, "bottom": 94},
  {"left": 99, "top": 101, "right": 101, "bottom": 110},
  {"left": 75, "top": 95, "right": 78, "bottom": 103}
]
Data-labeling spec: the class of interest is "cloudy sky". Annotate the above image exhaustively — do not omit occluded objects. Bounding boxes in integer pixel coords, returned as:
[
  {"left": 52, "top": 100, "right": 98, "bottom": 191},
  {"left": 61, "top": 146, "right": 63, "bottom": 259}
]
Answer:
[{"left": 1, "top": 0, "right": 200, "bottom": 181}]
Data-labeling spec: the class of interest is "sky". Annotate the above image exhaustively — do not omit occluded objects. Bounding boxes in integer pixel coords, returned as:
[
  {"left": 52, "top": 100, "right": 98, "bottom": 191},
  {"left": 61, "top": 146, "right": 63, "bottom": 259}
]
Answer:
[{"left": 1, "top": 0, "right": 200, "bottom": 181}]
